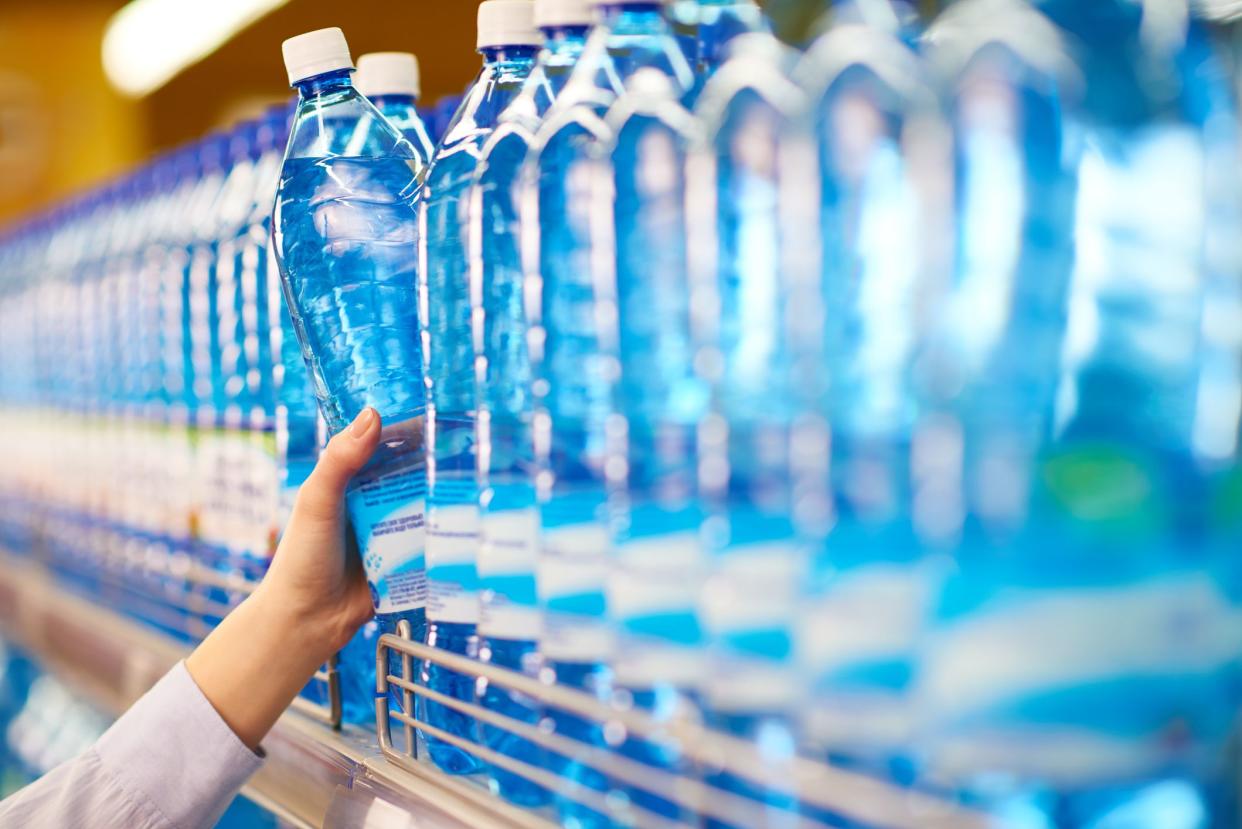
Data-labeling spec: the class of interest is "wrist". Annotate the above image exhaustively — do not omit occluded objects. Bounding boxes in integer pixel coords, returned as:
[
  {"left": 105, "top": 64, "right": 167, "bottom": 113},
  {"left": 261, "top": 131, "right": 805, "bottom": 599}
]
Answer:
[{"left": 249, "top": 583, "right": 360, "bottom": 667}]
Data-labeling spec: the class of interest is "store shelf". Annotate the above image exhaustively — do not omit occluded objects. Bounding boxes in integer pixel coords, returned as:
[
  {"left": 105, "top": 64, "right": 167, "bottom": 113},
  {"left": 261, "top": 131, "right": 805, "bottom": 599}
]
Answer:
[
  {"left": 0, "top": 550, "right": 996, "bottom": 829},
  {"left": 0, "top": 552, "right": 555, "bottom": 829}
]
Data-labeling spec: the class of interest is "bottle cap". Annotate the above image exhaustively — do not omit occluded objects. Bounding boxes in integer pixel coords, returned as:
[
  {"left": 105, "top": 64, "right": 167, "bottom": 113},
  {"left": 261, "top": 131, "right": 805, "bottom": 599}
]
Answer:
[
  {"left": 282, "top": 27, "right": 354, "bottom": 86},
  {"left": 478, "top": 0, "right": 540, "bottom": 49},
  {"left": 355, "top": 52, "right": 421, "bottom": 98},
  {"left": 534, "top": 0, "right": 593, "bottom": 27}
]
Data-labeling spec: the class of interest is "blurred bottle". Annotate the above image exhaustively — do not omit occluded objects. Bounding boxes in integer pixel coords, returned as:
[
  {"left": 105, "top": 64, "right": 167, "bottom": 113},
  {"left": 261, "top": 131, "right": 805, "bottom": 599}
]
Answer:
[
  {"left": 355, "top": 52, "right": 436, "bottom": 160},
  {"left": 917, "top": 1, "right": 1242, "bottom": 824},
  {"left": 603, "top": 66, "right": 706, "bottom": 823},
  {"left": 272, "top": 28, "right": 432, "bottom": 723},
  {"left": 523, "top": 0, "right": 693, "bottom": 824},
  {"left": 790, "top": 5, "right": 941, "bottom": 793},
  {"left": 689, "top": 0, "right": 765, "bottom": 98},
  {"left": 468, "top": 0, "right": 591, "bottom": 806},
  {"left": 426, "top": 93, "right": 465, "bottom": 147},
  {"left": 690, "top": 31, "right": 804, "bottom": 828},
  {"left": 417, "top": 0, "right": 539, "bottom": 777}
]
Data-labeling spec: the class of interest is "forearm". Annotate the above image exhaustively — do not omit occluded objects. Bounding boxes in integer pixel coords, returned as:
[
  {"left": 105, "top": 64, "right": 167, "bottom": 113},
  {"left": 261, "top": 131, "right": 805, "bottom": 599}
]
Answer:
[{"left": 185, "top": 587, "right": 330, "bottom": 750}]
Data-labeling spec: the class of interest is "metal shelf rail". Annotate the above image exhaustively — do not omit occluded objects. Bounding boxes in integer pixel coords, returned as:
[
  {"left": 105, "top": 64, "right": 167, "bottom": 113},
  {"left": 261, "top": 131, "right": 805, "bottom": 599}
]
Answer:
[
  {"left": 0, "top": 546, "right": 990, "bottom": 829},
  {"left": 376, "top": 635, "right": 991, "bottom": 829}
]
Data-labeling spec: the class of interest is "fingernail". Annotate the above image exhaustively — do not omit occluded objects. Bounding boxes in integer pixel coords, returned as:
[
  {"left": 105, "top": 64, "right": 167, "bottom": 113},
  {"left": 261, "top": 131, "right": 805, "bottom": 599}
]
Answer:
[{"left": 349, "top": 407, "right": 376, "bottom": 438}]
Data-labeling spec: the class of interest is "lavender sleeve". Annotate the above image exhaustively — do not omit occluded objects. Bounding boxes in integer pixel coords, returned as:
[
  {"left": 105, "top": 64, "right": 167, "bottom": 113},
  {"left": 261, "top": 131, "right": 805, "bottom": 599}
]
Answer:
[{"left": 0, "top": 661, "right": 265, "bottom": 829}]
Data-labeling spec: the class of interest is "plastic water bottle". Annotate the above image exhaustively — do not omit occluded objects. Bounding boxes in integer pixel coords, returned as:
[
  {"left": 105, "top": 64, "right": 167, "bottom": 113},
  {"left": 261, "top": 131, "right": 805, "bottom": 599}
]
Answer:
[
  {"left": 426, "top": 93, "right": 465, "bottom": 147},
  {"left": 689, "top": 0, "right": 765, "bottom": 95},
  {"left": 354, "top": 52, "right": 436, "bottom": 161},
  {"left": 418, "top": 0, "right": 539, "bottom": 776},
  {"left": 791, "top": 8, "right": 939, "bottom": 787},
  {"left": 273, "top": 27, "right": 432, "bottom": 720},
  {"left": 523, "top": 0, "right": 693, "bottom": 823},
  {"left": 918, "top": 2, "right": 1242, "bottom": 824},
  {"left": 602, "top": 66, "right": 707, "bottom": 823},
  {"left": 468, "top": 0, "right": 591, "bottom": 806},
  {"left": 690, "top": 31, "right": 804, "bottom": 827}
]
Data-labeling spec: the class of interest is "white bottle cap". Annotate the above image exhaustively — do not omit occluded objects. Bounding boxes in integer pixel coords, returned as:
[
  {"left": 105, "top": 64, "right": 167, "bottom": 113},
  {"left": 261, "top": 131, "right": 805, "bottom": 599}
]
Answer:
[
  {"left": 477, "top": 0, "right": 541, "bottom": 49},
  {"left": 282, "top": 27, "right": 354, "bottom": 86},
  {"left": 535, "top": 0, "right": 593, "bottom": 28},
  {"left": 355, "top": 52, "right": 421, "bottom": 98}
]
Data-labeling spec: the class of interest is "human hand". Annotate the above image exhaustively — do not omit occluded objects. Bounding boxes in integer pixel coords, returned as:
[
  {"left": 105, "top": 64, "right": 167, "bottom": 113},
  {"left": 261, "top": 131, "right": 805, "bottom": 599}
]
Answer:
[
  {"left": 186, "top": 407, "right": 381, "bottom": 749},
  {"left": 256, "top": 406, "right": 381, "bottom": 662}
]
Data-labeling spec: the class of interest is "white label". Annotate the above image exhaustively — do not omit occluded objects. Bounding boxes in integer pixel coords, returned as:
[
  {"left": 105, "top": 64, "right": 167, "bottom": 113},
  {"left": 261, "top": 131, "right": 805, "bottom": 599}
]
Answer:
[
  {"left": 347, "top": 461, "right": 427, "bottom": 615},
  {"left": 921, "top": 574, "right": 1241, "bottom": 722},
  {"left": 538, "top": 522, "right": 613, "bottom": 663},
  {"left": 798, "top": 562, "right": 931, "bottom": 676},
  {"left": 701, "top": 541, "right": 805, "bottom": 711},
  {"left": 607, "top": 531, "right": 704, "bottom": 621},
  {"left": 608, "top": 531, "right": 708, "bottom": 689},
  {"left": 425, "top": 503, "right": 479, "bottom": 624},
  {"left": 701, "top": 541, "right": 803, "bottom": 636},
  {"left": 478, "top": 507, "right": 540, "bottom": 640}
]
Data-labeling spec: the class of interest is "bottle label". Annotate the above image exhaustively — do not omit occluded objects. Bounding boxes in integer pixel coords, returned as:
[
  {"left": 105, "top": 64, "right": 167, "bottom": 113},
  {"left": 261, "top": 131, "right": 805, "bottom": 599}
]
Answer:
[
  {"left": 919, "top": 572, "right": 1240, "bottom": 783},
  {"left": 700, "top": 539, "right": 803, "bottom": 712},
  {"left": 537, "top": 521, "right": 613, "bottom": 663},
  {"left": 478, "top": 506, "right": 540, "bottom": 640},
  {"left": 347, "top": 459, "right": 427, "bottom": 615},
  {"left": 425, "top": 503, "right": 479, "bottom": 624},
  {"left": 799, "top": 561, "right": 929, "bottom": 683},
  {"left": 608, "top": 530, "right": 707, "bottom": 689}
]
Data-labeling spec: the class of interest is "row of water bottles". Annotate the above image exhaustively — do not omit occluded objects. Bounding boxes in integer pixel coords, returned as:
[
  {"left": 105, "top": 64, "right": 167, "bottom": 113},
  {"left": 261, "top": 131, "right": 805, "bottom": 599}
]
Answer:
[
  {"left": 0, "top": 0, "right": 1234, "bottom": 826},
  {"left": 273, "top": 0, "right": 1242, "bottom": 826}
]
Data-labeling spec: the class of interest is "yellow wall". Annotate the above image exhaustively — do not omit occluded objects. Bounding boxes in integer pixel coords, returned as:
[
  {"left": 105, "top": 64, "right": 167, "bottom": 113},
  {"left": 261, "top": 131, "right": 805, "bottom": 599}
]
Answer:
[
  {"left": 0, "top": 0, "right": 485, "bottom": 224},
  {"left": 0, "top": 1, "right": 144, "bottom": 221}
]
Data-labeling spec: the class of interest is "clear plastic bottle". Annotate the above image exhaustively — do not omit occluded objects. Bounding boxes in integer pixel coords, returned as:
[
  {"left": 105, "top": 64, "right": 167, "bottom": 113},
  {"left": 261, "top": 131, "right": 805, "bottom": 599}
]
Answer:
[
  {"left": 690, "top": 31, "right": 804, "bottom": 828},
  {"left": 354, "top": 52, "right": 436, "bottom": 160},
  {"left": 918, "top": 1, "right": 1242, "bottom": 824},
  {"left": 417, "top": 0, "right": 539, "bottom": 776},
  {"left": 688, "top": 0, "right": 765, "bottom": 99},
  {"left": 523, "top": 1, "right": 693, "bottom": 825},
  {"left": 603, "top": 66, "right": 706, "bottom": 823},
  {"left": 272, "top": 27, "right": 432, "bottom": 718},
  {"left": 469, "top": 0, "right": 591, "bottom": 806},
  {"left": 791, "top": 5, "right": 940, "bottom": 789}
]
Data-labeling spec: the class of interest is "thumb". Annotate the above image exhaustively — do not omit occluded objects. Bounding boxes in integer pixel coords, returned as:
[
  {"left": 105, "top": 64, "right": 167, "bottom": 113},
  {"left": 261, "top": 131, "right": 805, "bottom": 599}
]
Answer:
[{"left": 295, "top": 407, "right": 382, "bottom": 525}]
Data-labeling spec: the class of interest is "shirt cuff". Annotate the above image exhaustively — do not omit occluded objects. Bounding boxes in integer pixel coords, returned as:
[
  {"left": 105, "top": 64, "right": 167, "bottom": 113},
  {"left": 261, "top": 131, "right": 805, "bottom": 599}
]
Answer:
[{"left": 95, "top": 661, "right": 265, "bottom": 829}]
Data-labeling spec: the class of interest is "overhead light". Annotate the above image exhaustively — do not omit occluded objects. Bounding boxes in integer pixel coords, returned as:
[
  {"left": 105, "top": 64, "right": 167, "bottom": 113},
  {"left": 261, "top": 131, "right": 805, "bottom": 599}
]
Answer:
[{"left": 102, "top": 0, "right": 291, "bottom": 97}]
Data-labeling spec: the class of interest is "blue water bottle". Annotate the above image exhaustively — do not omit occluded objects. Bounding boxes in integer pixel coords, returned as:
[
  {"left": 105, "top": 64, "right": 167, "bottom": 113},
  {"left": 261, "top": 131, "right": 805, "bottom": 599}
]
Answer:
[
  {"left": 354, "top": 52, "right": 436, "bottom": 161},
  {"left": 691, "top": 30, "right": 804, "bottom": 828},
  {"left": 417, "top": 0, "right": 539, "bottom": 776},
  {"left": 523, "top": 1, "right": 693, "bottom": 824},
  {"left": 272, "top": 27, "right": 432, "bottom": 721},
  {"left": 792, "top": 7, "right": 937, "bottom": 791},
  {"left": 918, "top": 1, "right": 1242, "bottom": 824},
  {"left": 469, "top": 0, "right": 592, "bottom": 806}
]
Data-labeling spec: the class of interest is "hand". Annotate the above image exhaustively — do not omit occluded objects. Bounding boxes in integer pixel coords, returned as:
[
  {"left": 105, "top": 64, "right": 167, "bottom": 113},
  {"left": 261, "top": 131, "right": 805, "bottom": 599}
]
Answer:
[
  {"left": 258, "top": 406, "right": 381, "bottom": 658},
  {"left": 186, "top": 408, "right": 382, "bottom": 749}
]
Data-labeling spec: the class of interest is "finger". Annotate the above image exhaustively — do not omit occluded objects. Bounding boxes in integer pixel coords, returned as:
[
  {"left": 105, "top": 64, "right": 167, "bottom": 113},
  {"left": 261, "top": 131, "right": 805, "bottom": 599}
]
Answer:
[{"left": 295, "top": 407, "right": 382, "bottom": 525}]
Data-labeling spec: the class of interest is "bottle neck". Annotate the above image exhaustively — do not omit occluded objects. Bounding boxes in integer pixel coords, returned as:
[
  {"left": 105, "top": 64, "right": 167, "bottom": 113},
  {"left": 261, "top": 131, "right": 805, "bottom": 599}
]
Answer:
[
  {"left": 697, "top": 2, "right": 762, "bottom": 69},
  {"left": 541, "top": 24, "right": 590, "bottom": 53},
  {"left": 369, "top": 93, "right": 418, "bottom": 109},
  {"left": 294, "top": 68, "right": 353, "bottom": 99},
  {"left": 598, "top": 3, "right": 669, "bottom": 35},
  {"left": 480, "top": 44, "right": 540, "bottom": 66}
]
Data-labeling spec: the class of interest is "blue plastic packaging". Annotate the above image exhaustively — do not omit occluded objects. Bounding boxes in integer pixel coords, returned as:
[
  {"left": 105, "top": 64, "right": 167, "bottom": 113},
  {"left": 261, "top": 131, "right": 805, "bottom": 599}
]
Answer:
[
  {"left": 272, "top": 29, "right": 433, "bottom": 724},
  {"left": 469, "top": 0, "right": 591, "bottom": 805},
  {"left": 523, "top": 1, "right": 694, "bottom": 824},
  {"left": 417, "top": 0, "right": 539, "bottom": 776}
]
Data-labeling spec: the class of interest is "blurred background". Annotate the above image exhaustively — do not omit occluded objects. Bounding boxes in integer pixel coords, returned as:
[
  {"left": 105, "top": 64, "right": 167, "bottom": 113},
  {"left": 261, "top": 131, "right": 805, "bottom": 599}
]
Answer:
[{"left": 0, "top": 0, "right": 494, "bottom": 223}]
